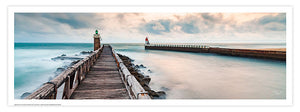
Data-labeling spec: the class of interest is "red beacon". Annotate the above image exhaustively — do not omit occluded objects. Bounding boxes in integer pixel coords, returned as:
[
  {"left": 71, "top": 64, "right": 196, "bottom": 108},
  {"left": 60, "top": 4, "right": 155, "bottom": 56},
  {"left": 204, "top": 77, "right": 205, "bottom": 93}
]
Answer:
[{"left": 145, "top": 37, "right": 150, "bottom": 45}]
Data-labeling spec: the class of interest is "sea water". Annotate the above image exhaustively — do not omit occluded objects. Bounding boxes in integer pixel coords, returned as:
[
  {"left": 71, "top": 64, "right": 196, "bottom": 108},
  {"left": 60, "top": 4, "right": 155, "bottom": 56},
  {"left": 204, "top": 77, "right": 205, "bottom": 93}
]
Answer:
[
  {"left": 111, "top": 43, "right": 286, "bottom": 99},
  {"left": 14, "top": 43, "right": 93, "bottom": 99},
  {"left": 14, "top": 43, "right": 286, "bottom": 99}
]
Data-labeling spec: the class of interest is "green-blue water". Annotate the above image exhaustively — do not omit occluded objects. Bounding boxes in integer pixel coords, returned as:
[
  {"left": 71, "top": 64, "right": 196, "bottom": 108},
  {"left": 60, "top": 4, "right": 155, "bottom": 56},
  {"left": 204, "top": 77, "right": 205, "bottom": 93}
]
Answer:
[
  {"left": 14, "top": 43, "right": 93, "bottom": 99},
  {"left": 14, "top": 43, "right": 286, "bottom": 99}
]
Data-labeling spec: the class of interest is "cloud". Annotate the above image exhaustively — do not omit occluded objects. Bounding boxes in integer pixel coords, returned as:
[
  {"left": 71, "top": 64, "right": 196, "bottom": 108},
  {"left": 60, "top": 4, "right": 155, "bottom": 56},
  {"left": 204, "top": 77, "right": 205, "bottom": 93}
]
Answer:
[
  {"left": 257, "top": 13, "right": 286, "bottom": 25},
  {"left": 14, "top": 13, "right": 286, "bottom": 43},
  {"left": 15, "top": 13, "right": 95, "bottom": 30},
  {"left": 172, "top": 13, "right": 227, "bottom": 34},
  {"left": 178, "top": 21, "right": 200, "bottom": 34},
  {"left": 142, "top": 20, "right": 172, "bottom": 34},
  {"left": 259, "top": 13, "right": 286, "bottom": 31},
  {"left": 264, "top": 22, "right": 286, "bottom": 31},
  {"left": 44, "top": 13, "right": 92, "bottom": 29},
  {"left": 201, "top": 13, "right": 223, "bottom": 22},
  {"left": 14, "top": 13, "right": 100, "bottom": 42},
  {"left": 233, "top": 13, "right": 286, "bottom": 33},
  {"left": 14, "top": 13, "right": 60, "bottom": 36}
]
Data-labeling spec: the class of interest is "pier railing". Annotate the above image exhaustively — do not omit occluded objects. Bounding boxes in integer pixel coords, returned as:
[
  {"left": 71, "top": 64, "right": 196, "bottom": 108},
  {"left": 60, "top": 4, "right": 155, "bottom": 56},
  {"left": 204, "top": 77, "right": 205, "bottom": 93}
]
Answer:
[
  {"left": 145, "top": 44, "right": 209, "bottom": 48},
  {"left": 26, "top": 45, "right": 104, "bottom": 99},
  {"left": 111, "top": 46, "right": 151, "bottom": 99},
  {"left": 145, "top": 44, "right": 210, "bottom": 53}
]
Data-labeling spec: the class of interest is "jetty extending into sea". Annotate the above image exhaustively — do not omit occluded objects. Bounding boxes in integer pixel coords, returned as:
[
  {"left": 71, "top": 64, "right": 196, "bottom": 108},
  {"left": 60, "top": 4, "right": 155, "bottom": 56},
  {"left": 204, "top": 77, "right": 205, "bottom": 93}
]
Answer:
[
  {"left": 145, "top": 44, "right": 286, "bottom": 61},
  {"left": 26, "top": 31, "right": 151, "bottom": 99},
  {"left": 26, "top": 44, "right": 151, "bottom": 99}
]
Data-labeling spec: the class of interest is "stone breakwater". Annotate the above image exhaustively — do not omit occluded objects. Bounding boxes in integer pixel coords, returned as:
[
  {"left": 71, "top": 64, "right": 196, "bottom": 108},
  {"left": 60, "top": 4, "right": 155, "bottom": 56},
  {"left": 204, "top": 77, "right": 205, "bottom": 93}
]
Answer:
[
  {"left": 145, "top": 45, "right": 286, "bottom": 61},
  {"left": 117, "top": 54, "right": 166, "bottom": 99}
]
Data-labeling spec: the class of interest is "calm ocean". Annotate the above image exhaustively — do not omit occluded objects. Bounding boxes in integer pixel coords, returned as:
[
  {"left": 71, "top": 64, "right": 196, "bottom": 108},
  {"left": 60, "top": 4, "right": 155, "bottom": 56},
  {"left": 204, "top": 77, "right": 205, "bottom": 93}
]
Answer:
[{"left": 14, "top": 43, "right": 286, "bottom": 99}]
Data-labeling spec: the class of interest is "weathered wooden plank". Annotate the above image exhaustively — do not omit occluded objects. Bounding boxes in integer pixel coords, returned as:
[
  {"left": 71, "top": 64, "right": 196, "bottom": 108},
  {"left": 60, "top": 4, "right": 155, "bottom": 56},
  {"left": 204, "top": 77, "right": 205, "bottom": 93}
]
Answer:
[
  {"left": 70, "top": 45, "right": 130, "bottom": 99},
  {"left": 93, "top": 62, "right": 116, "bottom": 66},
  {"left": 71, "top": 89, "right": 129, "bottom": 99},
  {"left": 91, "top": 66, "right": 117, "bottom": 68},
  {"left": 87, "top": 71, "right": 119, "bottom": 75}
]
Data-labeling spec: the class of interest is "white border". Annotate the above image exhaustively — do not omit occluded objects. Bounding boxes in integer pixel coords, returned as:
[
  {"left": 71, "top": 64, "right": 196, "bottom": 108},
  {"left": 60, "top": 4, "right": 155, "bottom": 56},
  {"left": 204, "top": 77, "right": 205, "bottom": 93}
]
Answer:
[{"left": 8, "top": 6, "right": 293, "bottom": 106}]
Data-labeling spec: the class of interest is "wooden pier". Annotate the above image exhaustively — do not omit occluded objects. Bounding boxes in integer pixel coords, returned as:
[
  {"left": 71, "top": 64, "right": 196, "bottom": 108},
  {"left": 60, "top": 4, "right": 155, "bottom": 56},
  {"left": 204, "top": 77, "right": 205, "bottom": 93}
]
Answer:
[
  {"left": 26, "top": 44, "right": 151, "bottom": 99},
  {"left": 70, "top": 45, "right": 129, "bottom": 99}
]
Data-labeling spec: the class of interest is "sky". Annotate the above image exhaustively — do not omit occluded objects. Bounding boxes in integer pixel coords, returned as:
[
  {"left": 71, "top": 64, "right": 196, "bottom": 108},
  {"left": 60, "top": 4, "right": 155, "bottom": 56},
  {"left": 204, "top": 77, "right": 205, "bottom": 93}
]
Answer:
[{"left": 14, "top": 13, "right": 286, "bottom": 43}]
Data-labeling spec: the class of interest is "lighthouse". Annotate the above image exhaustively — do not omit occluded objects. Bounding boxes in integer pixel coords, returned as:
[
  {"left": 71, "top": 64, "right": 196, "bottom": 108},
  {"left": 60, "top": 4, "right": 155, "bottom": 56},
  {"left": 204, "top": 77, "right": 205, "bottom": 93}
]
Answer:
[
  {"left": 145, "top": 36, "right": 150, "bottom": 45},
  {"left": 93, "top": 30, "right": 101, "bottom": 51}
]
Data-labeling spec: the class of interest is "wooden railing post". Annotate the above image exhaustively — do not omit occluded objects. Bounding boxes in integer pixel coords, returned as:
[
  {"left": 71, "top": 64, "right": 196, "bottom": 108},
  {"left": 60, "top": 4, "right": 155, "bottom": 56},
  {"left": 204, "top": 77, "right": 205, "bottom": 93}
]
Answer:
[
  {"left": 87, "top": 60, "right": 90, "bottom": 72},
  {"left": 69, "top": 71, "right": 75, "bottom": 90},
  {"left": 78, "top": 65, "right": 83, "bottom": 84},
  {"left": 63, "top": 76, "right": 70, "bottom": 99}
]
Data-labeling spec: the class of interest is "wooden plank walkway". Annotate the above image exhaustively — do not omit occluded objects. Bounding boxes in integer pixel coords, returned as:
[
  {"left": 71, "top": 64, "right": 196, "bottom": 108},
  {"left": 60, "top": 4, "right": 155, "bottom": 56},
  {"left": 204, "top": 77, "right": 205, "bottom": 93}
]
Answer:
[{"left": 70, "top": 45, "right": 130, "bottom": 99}]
